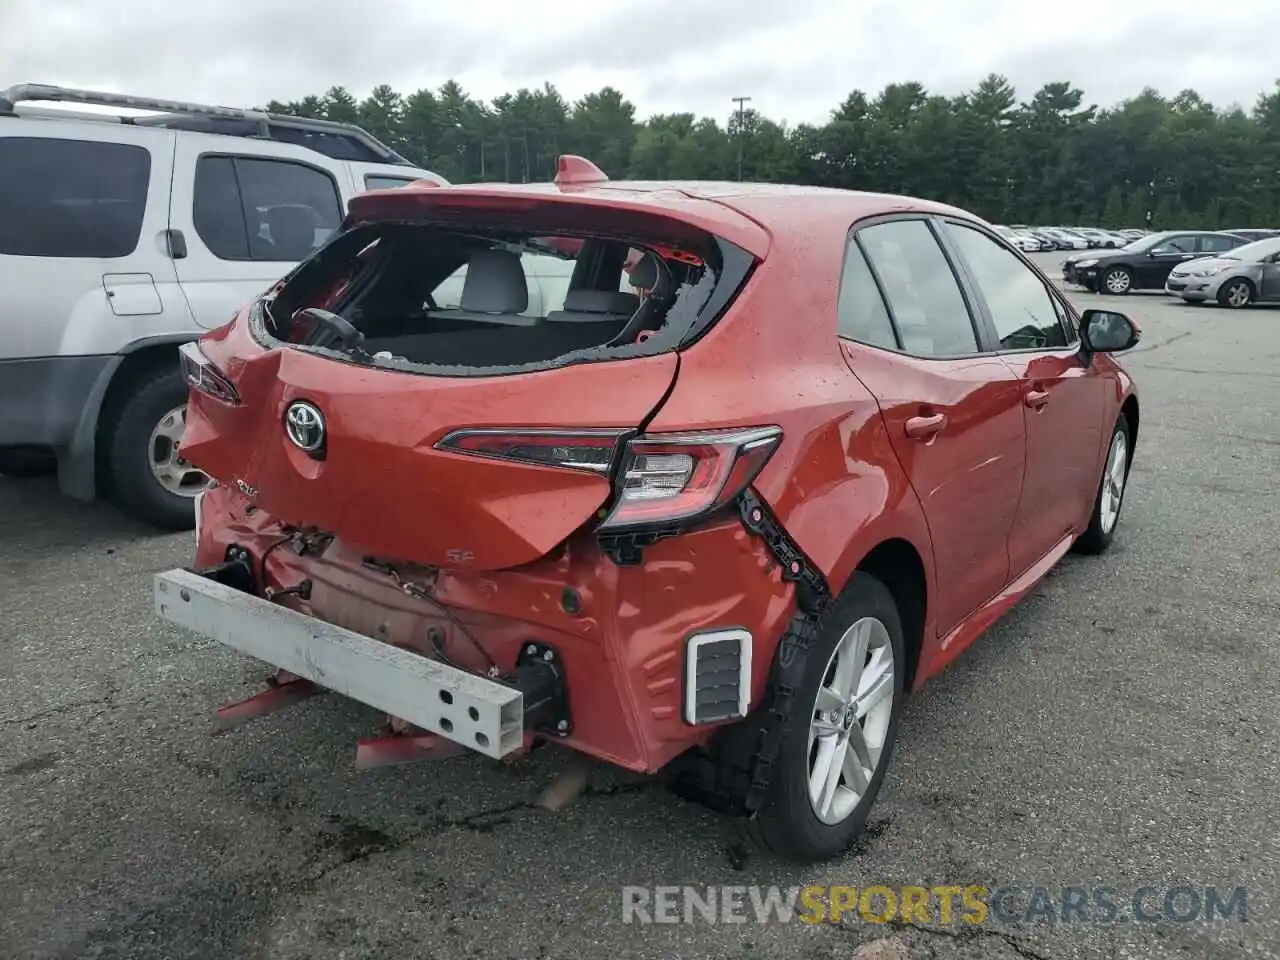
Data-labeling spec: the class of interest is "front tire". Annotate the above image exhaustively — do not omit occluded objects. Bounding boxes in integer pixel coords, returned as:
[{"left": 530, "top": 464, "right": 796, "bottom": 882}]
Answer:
[
  {"left": 746, "top": 573, "right": 907, "bottom": 862},
  {"left": 1101, "top": 266, "right": 1133, "bottom": 295},
  {"left": 1074, "top": 415, "right": 1131, "bottom": 555},
  {"left": 1217, "top": 278, "right": 1254, "bottom": 309},
  {"left": 106, "top": 367, "right": 206, "bottom": 529}
]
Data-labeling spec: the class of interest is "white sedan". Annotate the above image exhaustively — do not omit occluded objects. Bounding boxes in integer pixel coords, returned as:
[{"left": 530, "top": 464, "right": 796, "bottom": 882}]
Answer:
[{"left": 994, "top": 225, "right": 1045, "bottom": 253}]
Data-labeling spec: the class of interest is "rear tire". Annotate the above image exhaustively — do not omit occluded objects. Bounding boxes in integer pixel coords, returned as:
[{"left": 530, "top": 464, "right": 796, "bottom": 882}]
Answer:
[
  {"left": 106, "top": 367, "right": 203, "bottom": 529},
  {"left": 1217, "top": 278, "right": 1254, "bottom": 309},
  {"left": 1074, "top": 415, "right": 1131, "bottom": 555},
  {"left": 743, "top": 573, "right": 906, "bottom": 863}
]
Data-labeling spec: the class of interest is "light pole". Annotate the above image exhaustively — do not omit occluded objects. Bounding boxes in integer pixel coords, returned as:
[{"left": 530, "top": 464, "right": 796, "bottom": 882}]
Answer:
[{"left": 731, "top": 95, "right": 752, "bottom": 181}]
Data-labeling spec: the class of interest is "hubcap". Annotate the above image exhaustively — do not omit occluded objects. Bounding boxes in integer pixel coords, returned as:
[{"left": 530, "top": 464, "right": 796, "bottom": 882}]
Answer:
[
  {"left": 1105, "top": 270, "right": 1130, "bottom": 294},
  {"left": 807, "top": 617, "right": 895, "bottom": 826},
  {"left": 1226, "top": 282, "right": 1250, "bottom": 308},
  {"left": 148, "top": 404, "right": 208, "bottom": 497},
  {"left": 1099, "top": 429, "right": 1128, "bottom": 534}
]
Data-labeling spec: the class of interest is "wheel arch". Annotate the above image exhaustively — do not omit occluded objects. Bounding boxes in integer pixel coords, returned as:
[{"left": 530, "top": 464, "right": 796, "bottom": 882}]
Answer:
[
  {"left": 849, "top": 538, "right": 929, "bottom": 692},
  {"left": 58, "top": 334, "right": 196, "bottom": 500},
  {"left": 1120, "top": 392, "right": 1139, "bottom": 456}
]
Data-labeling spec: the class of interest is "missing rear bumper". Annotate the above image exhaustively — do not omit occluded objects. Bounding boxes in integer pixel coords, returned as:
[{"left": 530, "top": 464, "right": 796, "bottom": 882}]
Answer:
[{"left": 154, "top": 567, "right": 526, "bottom": 758}]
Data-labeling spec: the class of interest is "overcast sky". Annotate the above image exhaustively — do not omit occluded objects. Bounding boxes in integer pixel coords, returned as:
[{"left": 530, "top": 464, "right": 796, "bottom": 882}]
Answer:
[{"left": 3, "top": 0, "right": 1278, "bottom": 126}]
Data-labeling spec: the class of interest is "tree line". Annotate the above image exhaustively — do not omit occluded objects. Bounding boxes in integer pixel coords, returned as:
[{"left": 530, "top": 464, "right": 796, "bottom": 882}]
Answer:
[{"left": 265, "top": 75, "right": 1280, "bottom": 228}]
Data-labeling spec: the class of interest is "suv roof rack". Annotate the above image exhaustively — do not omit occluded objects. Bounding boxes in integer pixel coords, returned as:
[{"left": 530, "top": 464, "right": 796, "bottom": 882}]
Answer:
[{"left": 0, "top": 82, "right": 415, "bottom": 166}]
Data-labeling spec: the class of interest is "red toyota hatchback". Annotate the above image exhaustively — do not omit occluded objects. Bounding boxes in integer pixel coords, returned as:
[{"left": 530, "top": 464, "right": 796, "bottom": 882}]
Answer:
[{"left": 158, "top": 157, "right": 1141, "bottom": 863}]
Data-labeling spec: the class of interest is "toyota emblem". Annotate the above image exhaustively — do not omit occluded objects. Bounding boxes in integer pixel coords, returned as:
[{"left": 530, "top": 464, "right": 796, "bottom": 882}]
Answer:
[{"left": 284, "top": 401, "right": 325, "bottom": 454}]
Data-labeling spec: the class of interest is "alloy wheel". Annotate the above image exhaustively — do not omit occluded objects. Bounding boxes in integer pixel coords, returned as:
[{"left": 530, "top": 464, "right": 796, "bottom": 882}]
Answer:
[
  {"left": 1104, "top": 269, "right": 1132, "bottom": 294},
  {"left": 807, "top": 616, "right": 895, "bottom": 825},
  {"left": 1099, "top": 429, "right": 1128, "bottom": 535},
  {"left": 1224, "top": 281, "right": 1252, "bottom": 308},
  {"left": 148, "top": 404, "right": 209, "bottom": 497}
]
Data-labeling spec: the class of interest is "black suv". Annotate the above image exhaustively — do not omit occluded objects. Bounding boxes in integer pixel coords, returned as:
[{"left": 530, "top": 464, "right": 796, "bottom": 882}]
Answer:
[{"left": 1063, "top": 231, "right": 1250, "bottom": 294}]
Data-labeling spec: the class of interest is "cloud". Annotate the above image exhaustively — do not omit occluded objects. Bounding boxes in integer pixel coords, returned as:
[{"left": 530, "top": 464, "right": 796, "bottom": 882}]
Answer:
[{"left": 3, "top": 0, "right": 1277, "bottom": 124}]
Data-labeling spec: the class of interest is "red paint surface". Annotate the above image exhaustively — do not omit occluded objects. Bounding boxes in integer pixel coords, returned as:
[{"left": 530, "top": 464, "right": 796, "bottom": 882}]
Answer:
[{"left": 185, "top": 177, "right": 1138, "bottom": 769}]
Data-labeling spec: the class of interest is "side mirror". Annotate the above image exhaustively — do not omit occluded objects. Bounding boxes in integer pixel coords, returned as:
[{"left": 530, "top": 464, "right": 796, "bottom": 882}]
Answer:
[{"left": 1080, "top": 309, "right": 1141, "bottom": 354}]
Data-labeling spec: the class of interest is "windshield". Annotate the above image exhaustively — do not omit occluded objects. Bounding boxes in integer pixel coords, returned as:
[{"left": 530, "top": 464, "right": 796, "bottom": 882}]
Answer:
[{"left": 1217, "top": 236, "right": 1280, "bottom": 262}]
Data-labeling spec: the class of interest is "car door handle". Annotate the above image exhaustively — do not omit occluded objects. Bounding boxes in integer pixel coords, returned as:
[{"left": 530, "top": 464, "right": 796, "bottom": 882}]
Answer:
[
  {"left": 1024, "top": 388, "right": 1051, "bottom": 409},
  {"left": 904, "top": 413, "right": 947, "bottom": 439}
]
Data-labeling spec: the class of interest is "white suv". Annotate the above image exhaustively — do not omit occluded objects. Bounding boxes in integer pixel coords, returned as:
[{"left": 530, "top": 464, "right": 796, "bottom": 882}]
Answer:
[{"left": 0, "top": 83, "right": 446, "bottom": 527}]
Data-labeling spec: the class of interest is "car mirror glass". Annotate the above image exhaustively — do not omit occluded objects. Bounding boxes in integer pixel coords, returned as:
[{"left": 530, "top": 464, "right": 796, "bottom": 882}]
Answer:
[{"left": 1081, "top": 309, "right": 1140, "bottom": 353}]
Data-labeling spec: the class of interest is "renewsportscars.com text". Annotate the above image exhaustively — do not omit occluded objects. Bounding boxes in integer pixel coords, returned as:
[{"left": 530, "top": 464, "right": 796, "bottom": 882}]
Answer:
[{"left": 621, "top": 884, "right": 1248, "bottom": 926}]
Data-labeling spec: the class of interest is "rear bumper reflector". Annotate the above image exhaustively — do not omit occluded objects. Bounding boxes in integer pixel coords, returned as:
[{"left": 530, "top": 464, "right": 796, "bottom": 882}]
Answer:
[
  {"left": 684, "top": 628, "right": 752, "bottom": 725},
  {"left": 154, "top": 568, "right": 523, "bottom": 758}
]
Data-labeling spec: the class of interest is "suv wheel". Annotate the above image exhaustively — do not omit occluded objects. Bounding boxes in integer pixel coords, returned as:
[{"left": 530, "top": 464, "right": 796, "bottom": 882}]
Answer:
[
  {"left": 107, "top": 367, "right": 206, "bottom": 529},
  {"left": 1074, "top": 415, "right": 1131, "bottom": 555},
  {"left": 746, "top": 572, "right": 906, "bottom": 862},
  {"left": 1102, "top": 266, "right": 1133, "bottom": 294}
]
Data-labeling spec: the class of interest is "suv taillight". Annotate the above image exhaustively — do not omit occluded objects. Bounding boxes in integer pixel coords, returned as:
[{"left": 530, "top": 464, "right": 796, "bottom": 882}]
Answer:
[
  {"left": 179, "top": 341, "right": 240, "bottom": 404},
  {"left": 435, "top": 425, "right": 782, "bottom": 532}
]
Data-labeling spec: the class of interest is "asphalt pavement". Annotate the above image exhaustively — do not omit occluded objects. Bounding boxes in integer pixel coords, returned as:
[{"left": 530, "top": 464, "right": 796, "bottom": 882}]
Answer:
[{"left": 3, "top": 268, "right": 1278, "bottom": 960}]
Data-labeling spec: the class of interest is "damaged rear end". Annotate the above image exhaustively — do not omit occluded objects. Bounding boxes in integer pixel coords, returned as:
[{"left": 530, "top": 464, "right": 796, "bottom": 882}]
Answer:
[{"left": 157, "top": 175, "right": 800, "bottom": 775}]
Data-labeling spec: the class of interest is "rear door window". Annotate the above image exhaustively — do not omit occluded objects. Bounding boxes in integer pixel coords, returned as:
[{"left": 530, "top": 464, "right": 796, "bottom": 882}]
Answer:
[
  {"left": 858, "top": 219, "right": 980, "bottom": 357},
  {"left": 1197, "top": 234, "right": 1241, "bottom": 254},
  {"left": 0, "top": 136, "right": 150, "bottom": 258},
  {"left": 193, "top": 156, "right": 342, "bottom": 262}
]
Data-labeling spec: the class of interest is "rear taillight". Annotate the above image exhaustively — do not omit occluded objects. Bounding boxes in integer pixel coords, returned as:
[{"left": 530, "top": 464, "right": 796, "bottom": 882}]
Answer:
[
  {"left": 436, "top": 425, "right": 782, "bottom": 532},
  {"left": 179, "top": 341, "right": 240, "bottom": 404},
  {"left": 435, "top": 429, "right": 626, "bottom": 474},
  {"left": 598, "top": 426, "right": 781, "bottom": 531}
]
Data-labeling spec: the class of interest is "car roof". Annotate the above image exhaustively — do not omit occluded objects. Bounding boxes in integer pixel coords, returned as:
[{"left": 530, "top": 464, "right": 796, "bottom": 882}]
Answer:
[{"left": 349, "top": 174, "right": 983, "bottom": 260}]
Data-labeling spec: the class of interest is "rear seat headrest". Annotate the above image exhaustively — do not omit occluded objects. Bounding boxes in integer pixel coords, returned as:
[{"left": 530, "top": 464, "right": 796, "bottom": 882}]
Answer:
[
  {"left": 628, "top": 253, "right": 660, "bottom": 291},
  {"left": 460, "top": 249, "right": 529, "bottom": 313},
  {"left": 561, "top": 289, "right": 640, "bottom": 315}
]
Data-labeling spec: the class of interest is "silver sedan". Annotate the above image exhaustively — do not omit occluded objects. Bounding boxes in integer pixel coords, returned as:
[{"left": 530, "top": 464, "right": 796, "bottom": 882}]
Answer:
[{"left": 1165, "top": 236, "right": 1280, "bottom": 308}]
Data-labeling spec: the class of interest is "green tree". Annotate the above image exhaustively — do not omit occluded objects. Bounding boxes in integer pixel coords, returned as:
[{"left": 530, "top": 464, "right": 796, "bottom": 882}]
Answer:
[
  {"left": 1101, "top": 185, "right": 1126, "bottom": 227},
  {"left": 257, "top": 75, "right": 1280, "bottom": 225}
]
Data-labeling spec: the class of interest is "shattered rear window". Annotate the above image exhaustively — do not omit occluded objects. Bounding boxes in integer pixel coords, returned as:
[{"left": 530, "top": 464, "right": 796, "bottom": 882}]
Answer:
[{"left": 259, "top": 218, "right": 738, "bottom": 377}]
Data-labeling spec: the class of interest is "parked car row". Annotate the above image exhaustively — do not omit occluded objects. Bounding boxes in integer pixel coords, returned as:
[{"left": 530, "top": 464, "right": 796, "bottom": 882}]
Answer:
[
  {"left": 998, "top": 225, "right": 1147, "bottom": 252},
  {"left": 1060, "top": 229, "right": 1280, "bottom": 308}
]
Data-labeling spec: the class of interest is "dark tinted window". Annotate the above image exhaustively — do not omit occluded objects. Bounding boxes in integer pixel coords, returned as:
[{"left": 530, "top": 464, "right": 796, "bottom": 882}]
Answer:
[
  {"left": 1150, "top": 235, "right": 1196, "bottom": 254},
  {"left": 192, "top": 157, "right": 245, "bottom": 259},
  {"left": 193, "top": 156, "right": 342, "bottom": 262},
  {"left": 364, "top": 175, "right": 420, "bottom": 190},
  {"left": 0, "top": 137, "right": 150, "bottom": 258},
  {"left": 859, "top": 220, "right": 979, "bottom": 356},
  {"left": 1198, "top": 234, "right": 1241, "bottom": 253},
  {"left": 836, "top": 237, "right": 897, "bottom": 349},
  {"left": 947, "top": 223, "right": 1068, "bottom": 350}
]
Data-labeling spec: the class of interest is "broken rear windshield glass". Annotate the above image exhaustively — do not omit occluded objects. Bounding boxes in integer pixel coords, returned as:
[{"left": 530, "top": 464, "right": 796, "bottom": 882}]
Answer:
[{"left": 259, "top": 219, "right": 748, "bottom": 375}]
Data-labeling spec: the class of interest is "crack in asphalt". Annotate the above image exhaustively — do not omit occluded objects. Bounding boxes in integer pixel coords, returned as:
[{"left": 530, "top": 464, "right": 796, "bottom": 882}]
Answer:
[
  {"left": 1137, "top": 363, "right": 1280, "bottom": 380},
  {"left": 1130, "top": 330, "right": 1194, "bottom": 354},
  {"left": 301, "top": 779, "right": 655, "bottom": 886},
  {"left": 882, "top": 918, "right": 1050, "bottom": 959},
  {"left": 0, "top": 692, "right": 116, "bottom": 726}
]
